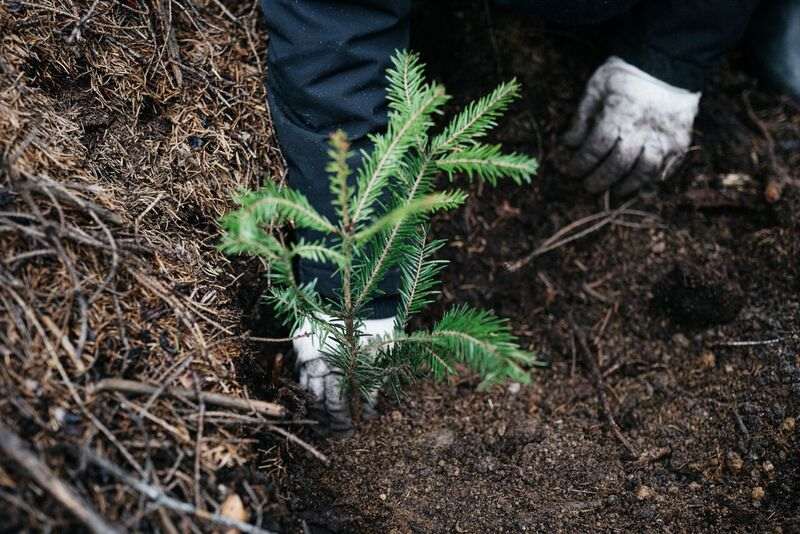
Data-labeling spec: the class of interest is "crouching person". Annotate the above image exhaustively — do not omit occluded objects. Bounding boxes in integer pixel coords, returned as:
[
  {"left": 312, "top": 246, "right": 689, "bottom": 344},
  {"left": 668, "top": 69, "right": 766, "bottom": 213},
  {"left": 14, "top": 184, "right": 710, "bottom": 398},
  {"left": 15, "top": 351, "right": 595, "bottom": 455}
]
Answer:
[{"left": 258, "top": 0, "right": 781, "bottom": 428}]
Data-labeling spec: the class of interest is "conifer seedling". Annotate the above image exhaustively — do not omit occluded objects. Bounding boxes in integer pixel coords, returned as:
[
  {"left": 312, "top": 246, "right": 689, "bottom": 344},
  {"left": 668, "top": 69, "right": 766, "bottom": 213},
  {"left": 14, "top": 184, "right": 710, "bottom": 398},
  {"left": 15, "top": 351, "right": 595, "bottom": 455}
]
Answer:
[{"left": 220, "top": 51, "right": 541, "bottom": 419}]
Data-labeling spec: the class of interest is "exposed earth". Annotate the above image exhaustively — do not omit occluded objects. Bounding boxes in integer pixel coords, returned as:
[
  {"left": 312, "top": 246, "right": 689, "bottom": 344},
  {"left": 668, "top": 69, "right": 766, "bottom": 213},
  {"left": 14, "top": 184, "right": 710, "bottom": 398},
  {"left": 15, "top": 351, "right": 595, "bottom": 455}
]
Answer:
[{"left": 247, "top": 3, "right": 800, "bottom": 533}]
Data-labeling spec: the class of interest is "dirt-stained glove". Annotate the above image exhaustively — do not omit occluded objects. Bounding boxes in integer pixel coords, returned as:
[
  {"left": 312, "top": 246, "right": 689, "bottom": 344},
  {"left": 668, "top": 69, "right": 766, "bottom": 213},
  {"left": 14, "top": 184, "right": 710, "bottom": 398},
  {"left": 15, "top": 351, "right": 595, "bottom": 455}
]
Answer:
[
  {"left": 563, "top": 56, "right": 701, "bottom": 196},
  {"left": 293, "top": 314, "right": 395, "bottom": 430}
]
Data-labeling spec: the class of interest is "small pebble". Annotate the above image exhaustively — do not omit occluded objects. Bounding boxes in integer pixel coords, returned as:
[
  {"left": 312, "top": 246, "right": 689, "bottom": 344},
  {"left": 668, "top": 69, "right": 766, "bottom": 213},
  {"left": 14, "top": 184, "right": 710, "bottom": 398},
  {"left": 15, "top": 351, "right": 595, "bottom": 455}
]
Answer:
[
  {"left": 672, "top": 333, "right": 690, "bottom": 348},
  {"left": 688, "top": 482, "right": 702, "bottom": 491},
  {"left": 497, "top": 422, "right": 507, "bottom": 437},
  {"left": 507, "top": 382, "right": 521, "bottom": 395},
  {"left": 752, "top": 486, "right": 765, "bottom": 501},
  {"left": 23, "top": 379, "right": 40, "bottom": 395},
  {"left": 635, "top": 485, "right": 654, "bottom": 500},
  {"left": 699, "top": 351, "right": 716, "bottom": 369},
  {"left": 781, "top": 417, "right": 796, "bottom": 433},
  {"left": 763, "top": 461, "right": 775, "bottom": 478},
  {"left": 220, "top": 493, "right": 248, "bottom": 525},
  {"left": 379, "top": 493, "right": 387, "bottom": 501},
  {"left": 52, "top": 407, "right": 67, "bottom": 425}
]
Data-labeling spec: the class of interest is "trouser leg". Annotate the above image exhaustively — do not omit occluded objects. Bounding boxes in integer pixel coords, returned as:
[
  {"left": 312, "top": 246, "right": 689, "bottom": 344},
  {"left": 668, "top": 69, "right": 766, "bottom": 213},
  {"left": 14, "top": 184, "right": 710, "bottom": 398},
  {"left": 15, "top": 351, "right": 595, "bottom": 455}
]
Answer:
[
  {"left": 745, "top": 0, "right": 800, "bottom": 100},
  {"left": 261, "top": 0, "right": 411, "bottom": 318}
]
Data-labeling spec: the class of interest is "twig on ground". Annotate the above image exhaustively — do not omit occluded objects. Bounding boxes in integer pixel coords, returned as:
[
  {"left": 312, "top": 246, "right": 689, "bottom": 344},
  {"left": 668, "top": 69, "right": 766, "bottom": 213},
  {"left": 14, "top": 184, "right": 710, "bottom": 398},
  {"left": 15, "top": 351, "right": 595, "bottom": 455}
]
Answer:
[
  {"left": 0, "top": 421, "right": 121, "bottom": 534},
  {"left": 506, "top": 199, "right": 655, "bottom": 272},
  {"left": 113, "top": 394, "right": 192, "bottom": 444},
  {"left": 192, "top": 371, "right": 206, "bottom": 511},
  {"left": 142, "top": 354, "right": 195, "bottom": 413},
  {"left": 66, "top": 0, "right": 101, "bottom": 43},
  {"left": 742, "top": 91, "right": 791, "bottom": 203},
  {"left": 157, "top": 0, "right": 183, "bottom": 87},
  {"left": 635, "top": 446, "right": 671, "bottom": 465},
  {"left": 18, "top": 169, "right": 123, "bottom": 226},
  {"left": 134, "top": 191, "right": 165, "bottom": 234},
  {"left": 266, "top": 424, "right": 330, "bottom": 465},
  {"left": 244, "top": 331, "right": 311, "bottom": 343},
  {"left": 0, "top": 487, "right": 55, "bottom": 527},
  {"left": 569, "top": 315, "right": 639, "bottom": 459},
  {"left": 713, "top": 335, "right": 796, "bottom": 348},
  {"left": 90, "top": 378, "right": 286, "bottom": 417},
  {"left": 482, "top": 0, "right": 502, "bottom": 78},
  {"left": 83, "top": 449, "right": 276, "bottom": 534},
  {"left": 732, "top": 405, "right": 750, "bottom": 441},
  {"left": 185, "top": 411, "right": 316, "bottom": 426}
]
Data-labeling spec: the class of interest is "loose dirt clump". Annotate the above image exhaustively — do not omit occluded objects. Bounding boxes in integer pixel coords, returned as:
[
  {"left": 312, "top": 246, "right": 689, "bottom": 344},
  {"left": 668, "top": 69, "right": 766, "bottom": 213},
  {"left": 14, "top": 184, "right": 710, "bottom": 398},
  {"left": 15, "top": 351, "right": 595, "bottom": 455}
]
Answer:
[{"left": 652, "top": 265, "right": 744, "bottom": 328}]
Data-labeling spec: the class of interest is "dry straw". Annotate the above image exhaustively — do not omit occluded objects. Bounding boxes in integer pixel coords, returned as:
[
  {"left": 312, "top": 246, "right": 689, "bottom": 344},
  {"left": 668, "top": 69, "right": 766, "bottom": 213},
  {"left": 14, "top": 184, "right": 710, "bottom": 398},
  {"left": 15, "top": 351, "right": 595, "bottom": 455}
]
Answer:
[{"left": 1, "top": 0, "right": 299, "bottom": 530}]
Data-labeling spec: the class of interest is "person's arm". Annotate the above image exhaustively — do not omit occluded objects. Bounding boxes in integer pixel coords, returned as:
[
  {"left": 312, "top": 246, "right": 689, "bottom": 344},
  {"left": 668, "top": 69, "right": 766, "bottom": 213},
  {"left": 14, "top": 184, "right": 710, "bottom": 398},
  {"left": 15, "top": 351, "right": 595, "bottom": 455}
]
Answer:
[
  {"left": 564, "top": 0, "right": 760, "bottom": 196},
  {"left": 613, "top": 0, "right": 761, "bottom": 92},
  {"left": 262, "top": 0, "right": 409, "bottom": 427},
  {"left": 263, "top": 0, "right": 410, "bottom": 318}
]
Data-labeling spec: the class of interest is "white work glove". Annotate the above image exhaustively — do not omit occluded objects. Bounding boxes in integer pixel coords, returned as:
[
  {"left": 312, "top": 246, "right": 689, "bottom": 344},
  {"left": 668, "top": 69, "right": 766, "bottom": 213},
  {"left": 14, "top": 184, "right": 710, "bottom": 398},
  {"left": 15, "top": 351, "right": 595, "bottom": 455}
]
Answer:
[
  {"left": 293, "top": 314, "right": 395, "bottom": 430},
  {"left": 563, "top": 56, "right": 701, "bottom": 197}
]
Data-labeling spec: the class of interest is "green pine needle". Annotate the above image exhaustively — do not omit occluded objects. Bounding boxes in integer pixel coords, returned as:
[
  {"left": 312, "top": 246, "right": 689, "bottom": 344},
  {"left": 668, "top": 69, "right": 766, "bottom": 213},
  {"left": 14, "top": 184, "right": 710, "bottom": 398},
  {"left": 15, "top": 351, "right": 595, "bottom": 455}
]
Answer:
[
  {"left": 436, "top": 143, "right": 538, "bottom": 185},
  {"left": 431, "top": 79, "right": 521, "bottom": 152}
]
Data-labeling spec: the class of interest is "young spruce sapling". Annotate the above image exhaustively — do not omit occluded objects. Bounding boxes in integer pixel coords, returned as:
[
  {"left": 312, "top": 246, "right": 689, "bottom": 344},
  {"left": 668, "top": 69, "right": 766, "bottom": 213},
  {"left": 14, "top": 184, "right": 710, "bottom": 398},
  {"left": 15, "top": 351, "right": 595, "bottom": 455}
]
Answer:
[{"left": 220, "top": 51, "right": 542, "bottom": 419}]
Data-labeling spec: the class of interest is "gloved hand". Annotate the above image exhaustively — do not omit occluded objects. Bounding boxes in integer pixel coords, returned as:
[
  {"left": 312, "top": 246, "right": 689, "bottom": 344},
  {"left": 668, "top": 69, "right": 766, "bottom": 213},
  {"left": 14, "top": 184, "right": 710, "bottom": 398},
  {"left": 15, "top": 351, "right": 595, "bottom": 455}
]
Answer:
[
  {"left": 293, "top": 314, "right": 395, "bottom": 430},
  {"left": 563, "top": 56, "right": 701, "bottom": 197}
]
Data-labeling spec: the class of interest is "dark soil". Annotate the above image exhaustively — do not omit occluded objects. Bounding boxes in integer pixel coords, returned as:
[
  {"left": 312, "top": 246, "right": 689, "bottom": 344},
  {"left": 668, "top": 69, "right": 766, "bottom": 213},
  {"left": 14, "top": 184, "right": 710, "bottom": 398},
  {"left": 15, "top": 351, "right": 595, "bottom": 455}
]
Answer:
[{"left": 253, "top": 3, "right": 800, "bottom": 532}]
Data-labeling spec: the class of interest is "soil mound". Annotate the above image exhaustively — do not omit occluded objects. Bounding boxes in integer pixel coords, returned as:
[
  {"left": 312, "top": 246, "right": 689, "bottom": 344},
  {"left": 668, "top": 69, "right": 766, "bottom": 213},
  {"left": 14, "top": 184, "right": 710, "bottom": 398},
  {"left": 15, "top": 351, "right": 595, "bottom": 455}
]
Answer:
[{"left": 0, "top": 1, "right": 293, "bottom": 531}]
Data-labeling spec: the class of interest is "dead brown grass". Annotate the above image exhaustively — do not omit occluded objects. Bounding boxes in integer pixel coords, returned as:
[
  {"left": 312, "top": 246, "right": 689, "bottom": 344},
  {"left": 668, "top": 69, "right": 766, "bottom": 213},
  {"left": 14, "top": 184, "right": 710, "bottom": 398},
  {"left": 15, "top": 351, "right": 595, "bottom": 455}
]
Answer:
[{"left": 0, "top": 0, "right": 292, "bottom": 530}]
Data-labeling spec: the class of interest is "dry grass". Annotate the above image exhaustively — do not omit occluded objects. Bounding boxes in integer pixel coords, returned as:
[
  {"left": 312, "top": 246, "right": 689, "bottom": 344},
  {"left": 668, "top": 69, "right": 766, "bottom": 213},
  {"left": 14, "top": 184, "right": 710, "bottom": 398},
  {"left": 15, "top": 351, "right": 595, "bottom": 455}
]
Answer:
[{"left": 0, "top": 0, "right": 294, "bottom": 530}]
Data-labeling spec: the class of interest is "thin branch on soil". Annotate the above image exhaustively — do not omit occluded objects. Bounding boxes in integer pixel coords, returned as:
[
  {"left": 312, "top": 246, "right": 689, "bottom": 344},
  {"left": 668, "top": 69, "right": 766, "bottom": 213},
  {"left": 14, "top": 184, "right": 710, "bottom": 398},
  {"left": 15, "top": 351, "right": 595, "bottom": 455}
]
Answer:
[
  {"left": 134, "top": 191, "right": 165, "bottom": 234},
  {"left": 266, "top": 424, "right": 330, "bottom": 465},
  {"left": 244, "top": 331, "right": 311, "bottom": 343},
  {"left": 742, "top": 91, "right": 791, "bottom": 203},
  {"left": 713, "top": 335, "right": 796, "bottom": 348},
  {"left": 569, "top": 316, "right": 639, "bottom": 459},
  {"left": 732, "top": 405, "right": 750, "bottom": 442},
  {"left": 18, "top": 169, "right": 124, "bottom": 226},
  {"left": 0, "top": 488, "right": 55, "bottom": 527},
  {"left": 90, "top": 378, "right": 286, "bottom": 417},
  {"left": 158, "top": 0, "right": 184, "bottom": 87},
  {"left": 0, "top": 421, "right": 122, "bottom": 534},
  {"left": 66, "top": 0, "right": 101, "bottom": 43},
  {"left": 192, "top": 371, "right": 205, "bottom": 511},
  {"left": 635, "top": 446, "right": 671, "bottom": 465},
  {"left": 506, "top": 199, "right": 656, "bottom": 272},
  {"left": 83, "top": 449, "right": 277, "bottom": 534},
  {"left": 186, "top": 412, "right": 316, "bottom": 425},
  {"left": 569, "top": 329, "right": 577, "bottom": 379},
  {"left": 141, "top": 354, "right": 195, "bottom": 413}
]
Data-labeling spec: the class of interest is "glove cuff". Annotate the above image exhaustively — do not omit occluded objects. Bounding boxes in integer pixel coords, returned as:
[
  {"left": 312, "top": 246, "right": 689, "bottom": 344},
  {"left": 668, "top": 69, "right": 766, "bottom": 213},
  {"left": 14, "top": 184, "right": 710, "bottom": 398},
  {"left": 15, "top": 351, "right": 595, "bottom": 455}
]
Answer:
[
  {"left": 292, "top": 313, "right": 397, "bottom": 355},
  {"left": 606, "top": 56, "right": 702, "bottom": 100}
]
